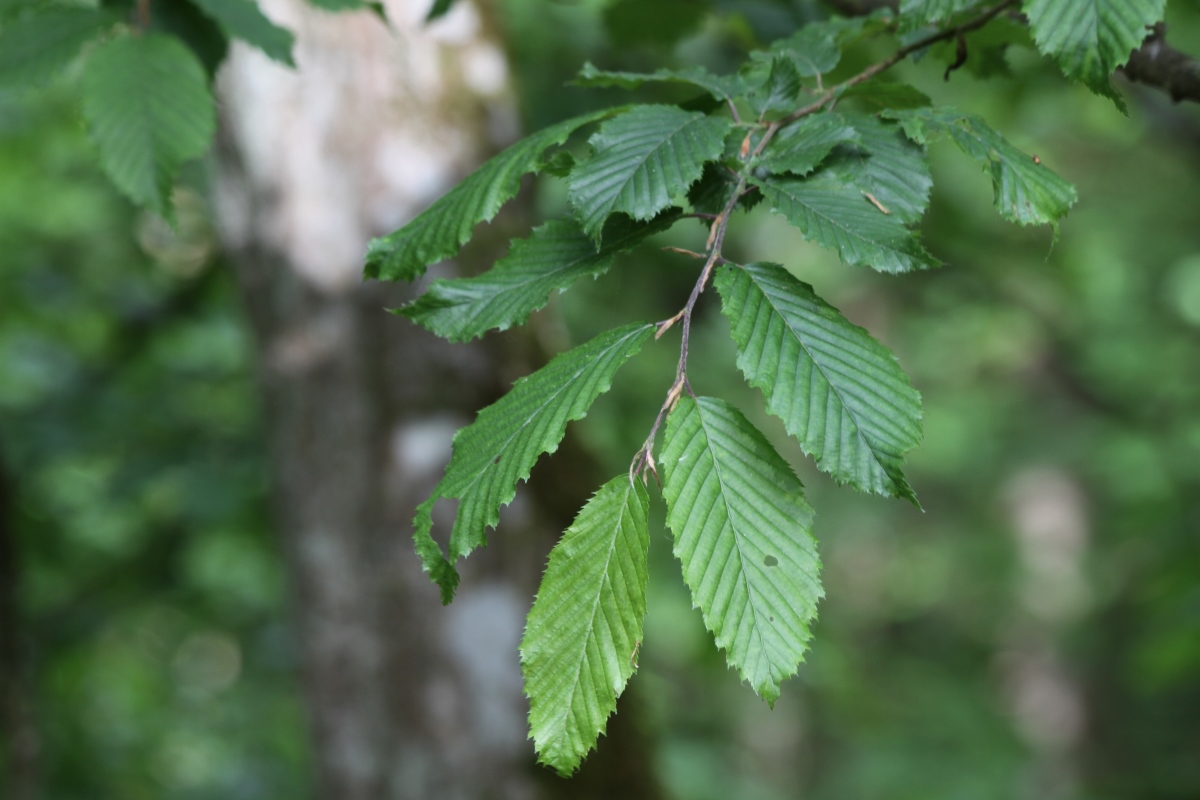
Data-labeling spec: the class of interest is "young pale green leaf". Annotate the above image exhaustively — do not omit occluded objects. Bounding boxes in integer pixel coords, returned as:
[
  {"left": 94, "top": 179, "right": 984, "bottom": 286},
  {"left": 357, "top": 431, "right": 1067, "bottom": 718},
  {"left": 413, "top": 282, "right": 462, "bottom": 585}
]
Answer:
[
  {"left": 756, "top": 113, "right": 859, "bottom": 177},
  {"left": 1024, "top": 0, "right": 1165, "bottom": 108},
  {"left": 190, "top": 0, "right": 295, "bottom": 66},
  {"left": 899, "top": 0, "right": 979, "bottom": 27},
  {"left": 715, "top": 262, "right": 922, "bottom": 502},
  {"left": 365, "top": 107, "right": 624, "bottom": 282},
  {"left": 752, "top": 173, "right": 939, "bottom": 273},
  {"left": 81, "top": 33, "right": 215, "bottom": 216},
  {"left": 884, "top": 107, "right": 1076, "bottom": 227},
  {"left": 414, "top": 324, "right": 654, "bottom": 603},
  {"left": 575, "top": 62, "right": 745, "bottom": 101},
  {"left": 568, "top": 105, "right": 731, "bottom": 241},
  {"left": 521, "top": 476, "right": 650, "bottom": 777},
  {"left": 821, "top": 113, "right": 932, "bottom": 224},
  {"left": 661, "top": 395, "right": 822, "bottom": 704},
  {"left": 400, "top": 213, "right": 677, "bottom": 342},
  {"left": 0, "top": 8, "right": 111, "bottom": 87},
  {"left": 748, "top": 56, "right": 804, "bottom": 119}
]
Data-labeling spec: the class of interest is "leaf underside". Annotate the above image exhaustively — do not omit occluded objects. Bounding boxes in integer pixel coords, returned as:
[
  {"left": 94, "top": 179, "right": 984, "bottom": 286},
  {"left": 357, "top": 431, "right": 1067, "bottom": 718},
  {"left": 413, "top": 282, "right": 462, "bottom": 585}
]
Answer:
[
  {"left": 414, "top": 324, "right": 654, "bottom": 602},
  {"left": 569, "top": 104, "right": 731, "bottom": 240},
  {"left": 81, "top": 33, "right": 216, "bottom": 216},
  {"left": 522, "top": 476, "right": 650, "bottom": 776},
  {"left": 661, "top": 395, "right": 822, "bottom": 704},
  {"left": 716, "top": 262, "right": 923, "bottom": 502},
  {"left": 401, "top": 213, "right": 677, "bottom": 342},
  {"left": 365, "top": 106, "right": 624, "bottom": 281}
]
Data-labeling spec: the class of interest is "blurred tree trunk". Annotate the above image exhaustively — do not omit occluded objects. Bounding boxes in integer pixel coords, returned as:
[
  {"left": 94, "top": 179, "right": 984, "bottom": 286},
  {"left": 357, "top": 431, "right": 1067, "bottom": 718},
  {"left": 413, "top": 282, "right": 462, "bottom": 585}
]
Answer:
[{"left": 213, "top": 2, "right": 659, "bottom": 798}]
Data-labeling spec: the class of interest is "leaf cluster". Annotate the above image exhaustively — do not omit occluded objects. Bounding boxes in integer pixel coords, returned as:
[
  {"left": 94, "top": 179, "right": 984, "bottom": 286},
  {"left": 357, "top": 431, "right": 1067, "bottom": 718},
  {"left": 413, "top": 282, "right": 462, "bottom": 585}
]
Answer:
[{"left": 360, "top": 0, "right": 1151, "bottom": 776}]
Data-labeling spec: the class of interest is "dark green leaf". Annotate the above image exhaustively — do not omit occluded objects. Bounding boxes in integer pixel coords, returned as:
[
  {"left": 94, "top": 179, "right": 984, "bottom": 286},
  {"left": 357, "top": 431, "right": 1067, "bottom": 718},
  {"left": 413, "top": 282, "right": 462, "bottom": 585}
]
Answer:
[
  {"left": 821, "top": 113, "right": 932, "bottom": 224},
  {"left": 752, "top": 173, "right": 939, "bottom": 273},
  {"left": 568, "top": 105, "right": 730, "bottom": 240},
  {"left": 575, "top": 62, "right": 745, "bottom": 102},
  {"left": 885, "top": 107, "right": 1076, "bottom": 227},
  {"left": 756, "top": 112, "right": 859, "bottom": 177}
]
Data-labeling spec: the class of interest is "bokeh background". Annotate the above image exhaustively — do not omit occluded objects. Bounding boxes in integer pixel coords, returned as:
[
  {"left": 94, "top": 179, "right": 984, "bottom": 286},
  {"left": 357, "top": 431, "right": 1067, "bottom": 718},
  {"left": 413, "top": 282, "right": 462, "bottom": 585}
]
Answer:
[{"left": 2, "top": 0, "right": 1199, "bottom": 798}]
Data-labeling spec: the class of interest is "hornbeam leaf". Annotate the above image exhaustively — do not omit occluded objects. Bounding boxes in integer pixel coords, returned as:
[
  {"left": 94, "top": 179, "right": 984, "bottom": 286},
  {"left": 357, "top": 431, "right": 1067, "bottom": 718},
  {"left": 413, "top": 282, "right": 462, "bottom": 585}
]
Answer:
[
  {"left": 821, "top": 113, "right": 932, "bottom": 224},
  {"left": 1024, "top": 0, "right": 1165, "bottom": 108},
  {"left": 521, "top": 476, "right": 650, "bottom": 776},
  {"left": 81, "top": 33, "right": 215, "bottom": 217},
  {"left": 756, "top": 112, "right": 859, "bottom": 177},
  {"left": 190, "top": 0, "right": 295, "bottom": 67},
  {"left": 884, "top": 107, "right": 1076, "bottom": 227},
  {"left": 752, "top": 173, "right": 940, "bottom": 273},
  {"left": 715, "top": 262, "right": 922, "bottom": 502},
  {"left": 899, "top": 0, "right": 979, "bottom": 27},
  {"left": 661, "top": 395, "right": 822, "bottom": 703},
  {"left": 400, "top": 213, "right": 678, "bottom": 342},
  {"left": 569, "top": 105, "right": 731, "bottom": 241},
  {"left": 0, "top": 8, "right": 112, "bottom": 87},
  {"left": 414, "top": 324, "right": 654, "bottom": 602},
  {"left": 748, "top": 56, "right": 804, "bottom": 119},
  {"left": 839, "top": 80, "right": 933, "bottom": 111},
  {"left": 365, "top": 107, "right": 625, "bottom": 281},
  {"left": 575, "top": 62, "right": 746, "bottom": 101}
]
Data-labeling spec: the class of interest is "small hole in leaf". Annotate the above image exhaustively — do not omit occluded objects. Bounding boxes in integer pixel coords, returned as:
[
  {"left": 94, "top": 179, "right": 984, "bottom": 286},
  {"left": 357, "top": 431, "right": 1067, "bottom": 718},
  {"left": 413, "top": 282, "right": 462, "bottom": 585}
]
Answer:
[
  {"left": 769, "top": 616, "right": 775, "bottom": 622},
  {"left": 493, "top": 455, "right": 501, "bottom": 465},
  {"left": 764, "top": 555, "right": 778, "bottom": 567}
]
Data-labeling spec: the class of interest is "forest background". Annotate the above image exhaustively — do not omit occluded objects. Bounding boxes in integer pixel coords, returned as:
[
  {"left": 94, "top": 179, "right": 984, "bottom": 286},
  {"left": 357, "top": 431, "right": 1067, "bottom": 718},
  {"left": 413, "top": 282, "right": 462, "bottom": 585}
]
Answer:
[{"left": 2, "top": 0, "right": 1199, "bottom": 798}]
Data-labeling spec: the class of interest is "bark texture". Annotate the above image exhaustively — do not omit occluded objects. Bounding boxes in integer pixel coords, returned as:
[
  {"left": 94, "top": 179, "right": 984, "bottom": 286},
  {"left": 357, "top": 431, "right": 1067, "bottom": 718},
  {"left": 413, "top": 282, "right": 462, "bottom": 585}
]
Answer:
[{"left": 214, "top": 2, "right": 659, "bottom": 798}]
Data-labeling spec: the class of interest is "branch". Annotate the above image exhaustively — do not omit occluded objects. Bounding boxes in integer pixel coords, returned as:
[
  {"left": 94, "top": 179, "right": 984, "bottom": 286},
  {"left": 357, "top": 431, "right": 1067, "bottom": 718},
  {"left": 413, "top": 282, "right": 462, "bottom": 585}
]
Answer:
[
  {"left": 1121, "top": 23, "right": 1200, "bottom": 105},
  {"left": 822, "top": 0, "right": 1200, "bottom": 106}
]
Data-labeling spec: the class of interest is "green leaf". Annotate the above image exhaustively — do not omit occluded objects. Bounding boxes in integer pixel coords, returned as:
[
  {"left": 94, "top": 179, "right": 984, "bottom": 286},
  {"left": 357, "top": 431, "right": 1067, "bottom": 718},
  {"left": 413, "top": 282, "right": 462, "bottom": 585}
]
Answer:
[
  {"left": 400, "top": 213, "right": 677, "bottom": 342},
  {"left": 521, "top": 476, "right": 650, "bottom": 776},
  {"left": 752, "top": 173, "right": 939, "bottom": 273},
  {"left": 1024, "top": 0, "right": 1165, "bottom": 108},
  {"left": 748, "top": 56, "right": 804, "bottom": 119},
  {"left": 365, "top": 107, "right": 624, "bottom": 282},
  {"left": 884, "top": 107, "right": 1076, "bottom": 227},
  {"left": 756, "top": 112, "right": 859, "bottom": 177},
  {"left": 414, "top": 324, "right": 654, "bottom": 602},
  {"left": 81, "top": 33, "right": 216, "bottom": 216},
  {"left": 688, "top": 164, "right": 762, "bottom": 216},
  {"left": 899, "top": 0, "right": 979, "bottom": 27},
  {"left": 425, "top": 0, "right": 455, "bottom": 21},
  {"left": 190, "top": 0, "right": 295, "bottom": 66},
  {"left": 569, "top": 105, "right": 731, "bottom": 241},
  {"left": 0, "top": 8, "right": 112, "bottom": 87},
  {"left": 575, "top": 62, "right": 744, "bottom": 101},
  {"left": 715, "top": 262, "right": 923, "bottom": 502},
  {"left": 661, "top": 395, "right": 822, "bottom": 703},
  {"left": 840, "top": 80, "right": 933, "bottom": 111},
  {"left": 821, "top": 113, "right": 932, "bottom": 224},
  {"left": 755, "top": 21, "right": 840, "bottom": 78}
]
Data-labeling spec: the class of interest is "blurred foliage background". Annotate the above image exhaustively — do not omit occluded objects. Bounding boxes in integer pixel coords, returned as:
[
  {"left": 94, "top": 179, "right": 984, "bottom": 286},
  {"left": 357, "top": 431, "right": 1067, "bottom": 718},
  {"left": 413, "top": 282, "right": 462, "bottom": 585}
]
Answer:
[{"left": 3, "top": 0, "right": 1199, "bottom": 797}]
